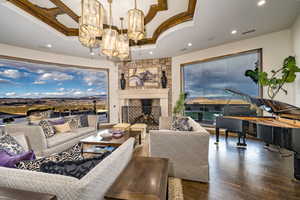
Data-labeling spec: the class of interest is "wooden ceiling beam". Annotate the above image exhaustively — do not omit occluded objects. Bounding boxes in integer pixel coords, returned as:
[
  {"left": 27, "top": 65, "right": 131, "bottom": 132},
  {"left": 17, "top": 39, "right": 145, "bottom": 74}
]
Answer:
[
  {"left": 49, "top": 0, "right": 79, "bottom": 23},
  {"left": 145, "top": 0, "right": 168, "bottom": 25},
  {"left": 7, "top": 0, "right": 197, "bottom": 45},
  {"left": 45, "top": 7, "right": 64, "bottom": 18}
]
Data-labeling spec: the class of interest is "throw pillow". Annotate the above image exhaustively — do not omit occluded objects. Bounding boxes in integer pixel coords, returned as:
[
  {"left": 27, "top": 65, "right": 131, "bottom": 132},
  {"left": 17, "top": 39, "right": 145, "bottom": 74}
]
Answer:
[
  {"left": 40, "top": 151, "right": 111, "bottom": 179},
  {"left": 16, "top": 143, "right": 83, "bottom": 171},
  {"left": 53, "top": 122, "right": 71, "bottom": 134},
  {"left": 0, "top": 135, "right": 25, "bottom": 155},
  {"left": 0, "top": 150, "right": 35, "bottom": 168},
  {"left": 40, "top": 110, "right": 53, "bottom": 118},
  {"left": 64, "top": 116, "right": 81, "bottom": 129},
  {"left": 172, "top": 117, "right": 193, "bottom": 132},
  {"left": 39, "top": 120, "right": 55, "bottom": 138},
  {"left": 79, "top": 115, "right": 89, "bottom": 127}
]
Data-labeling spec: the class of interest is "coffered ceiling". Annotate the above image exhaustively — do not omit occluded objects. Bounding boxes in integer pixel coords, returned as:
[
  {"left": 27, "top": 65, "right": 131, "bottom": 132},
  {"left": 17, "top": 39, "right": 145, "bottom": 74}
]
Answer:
[
  {"left": 7, "top": 0, "right": 196, "bottom": 46},
  {"left": 0, "top": 0, "right": 299, "bottom": 60}
]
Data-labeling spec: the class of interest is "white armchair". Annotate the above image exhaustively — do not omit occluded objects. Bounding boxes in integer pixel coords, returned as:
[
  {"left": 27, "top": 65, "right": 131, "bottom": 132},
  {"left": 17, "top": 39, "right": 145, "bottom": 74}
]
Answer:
[{"left": 149, "top": 117, "right": 210, "bottom": 183}]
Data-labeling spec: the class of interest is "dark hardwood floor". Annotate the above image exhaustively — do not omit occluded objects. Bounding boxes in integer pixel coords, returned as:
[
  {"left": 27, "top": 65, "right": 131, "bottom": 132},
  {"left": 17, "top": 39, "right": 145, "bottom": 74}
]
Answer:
[{"left": 135, "top": 135, "right": 300, "bottom": 200}]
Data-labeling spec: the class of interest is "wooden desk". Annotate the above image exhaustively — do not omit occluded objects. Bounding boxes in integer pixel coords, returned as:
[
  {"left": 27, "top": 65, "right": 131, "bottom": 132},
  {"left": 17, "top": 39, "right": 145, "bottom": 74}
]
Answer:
[
  {"left": 105, "top": 157, "right": 169, "bottom": 200},
  {"left": 0, "top": 187, "right": 56, "bottom": 200}
]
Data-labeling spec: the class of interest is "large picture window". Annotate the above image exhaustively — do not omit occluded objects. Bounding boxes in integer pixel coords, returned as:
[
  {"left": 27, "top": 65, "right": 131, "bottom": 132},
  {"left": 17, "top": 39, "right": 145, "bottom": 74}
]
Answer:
[
  {"left": 182, "top": 49, "right": 261, "bottom": 125},
  {"left": 0, "top": 58, "right": 108, "bottom": 124}
]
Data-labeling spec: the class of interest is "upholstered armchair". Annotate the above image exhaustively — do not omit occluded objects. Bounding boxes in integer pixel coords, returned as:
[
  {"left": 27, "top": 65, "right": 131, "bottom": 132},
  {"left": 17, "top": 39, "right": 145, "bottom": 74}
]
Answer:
[{"left": 149, "top": 117, "right": 210, "bottom": 183}]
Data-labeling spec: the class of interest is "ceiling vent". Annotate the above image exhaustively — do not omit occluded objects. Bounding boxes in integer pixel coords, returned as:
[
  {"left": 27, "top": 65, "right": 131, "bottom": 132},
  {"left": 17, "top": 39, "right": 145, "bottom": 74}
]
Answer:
[{"left": 242, "top": 29, "right": 256, "bottom": 35}]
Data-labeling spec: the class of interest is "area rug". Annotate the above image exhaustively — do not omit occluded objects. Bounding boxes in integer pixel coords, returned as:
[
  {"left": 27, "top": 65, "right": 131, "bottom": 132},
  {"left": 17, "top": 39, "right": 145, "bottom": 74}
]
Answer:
[{"left": 168, "top": 177, "right": 184, "bottom": 200}]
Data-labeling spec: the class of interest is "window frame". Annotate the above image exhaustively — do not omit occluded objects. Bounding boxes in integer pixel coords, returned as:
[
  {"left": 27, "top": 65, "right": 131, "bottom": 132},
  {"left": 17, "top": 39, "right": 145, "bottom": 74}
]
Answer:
[
  {"left": 0, "top": 55, "right": 110, "bottom": 122},
  {"left": 180, "top": 48, "right": 263, "bottom": 100}
]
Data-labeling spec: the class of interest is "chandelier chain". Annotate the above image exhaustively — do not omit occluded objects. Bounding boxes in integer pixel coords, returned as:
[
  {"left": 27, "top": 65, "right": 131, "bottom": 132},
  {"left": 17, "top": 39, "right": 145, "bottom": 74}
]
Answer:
[{"left": 109, "top": 1, "right": 113, "bottom": 27}]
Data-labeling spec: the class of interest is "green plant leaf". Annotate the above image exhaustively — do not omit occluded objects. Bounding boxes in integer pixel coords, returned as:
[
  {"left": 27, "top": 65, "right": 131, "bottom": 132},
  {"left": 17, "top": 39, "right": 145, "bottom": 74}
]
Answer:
[{"left": 258, "top": 56, "right": 298, "bottom": 100}]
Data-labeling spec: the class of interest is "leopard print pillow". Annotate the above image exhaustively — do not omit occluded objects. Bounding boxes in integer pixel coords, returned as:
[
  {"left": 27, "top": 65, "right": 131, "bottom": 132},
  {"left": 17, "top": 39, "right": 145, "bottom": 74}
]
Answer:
[
  {"left": 16, "top": 143, "right": 83, "bottom": 171},
  {"left": 0, "top": 135, "right": 25, "bottom": 155},
  {"left": 39, "top": 120, "right": 55, "bottom": 138}
]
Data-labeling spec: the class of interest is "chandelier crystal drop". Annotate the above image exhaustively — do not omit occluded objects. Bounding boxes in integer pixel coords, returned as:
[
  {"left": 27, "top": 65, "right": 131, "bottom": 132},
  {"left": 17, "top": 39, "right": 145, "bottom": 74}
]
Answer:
[
  {"left": 127, "top": 0, "right": 145, "bottom": 43},
  {"left": 101, "top": 0, "right": 119, "bottom": 57},
  {"left": 79, "top": 0, "right": 104, "bottom": 48},
  {"left": 117, "top": 18, "right": 130, "bottom": 60}
]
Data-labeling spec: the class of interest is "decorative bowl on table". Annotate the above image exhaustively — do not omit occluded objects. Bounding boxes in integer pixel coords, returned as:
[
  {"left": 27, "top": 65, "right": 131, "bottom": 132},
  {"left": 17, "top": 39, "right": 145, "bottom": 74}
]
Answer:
[
  {"left": 99, "top": 132, "right": 113, "bottom": 140},
  {"left": 109, "top": 129, "right": 125, "bottom": 139},
  {"left": 112, "top": 133, "right": 123, "bottom": 139}
]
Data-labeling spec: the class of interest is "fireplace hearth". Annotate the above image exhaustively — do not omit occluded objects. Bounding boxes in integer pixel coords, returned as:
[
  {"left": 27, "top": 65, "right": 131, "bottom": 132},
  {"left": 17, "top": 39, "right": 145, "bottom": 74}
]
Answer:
[{"left": 122, "top": 99, "right": 161, "bottom": 130}]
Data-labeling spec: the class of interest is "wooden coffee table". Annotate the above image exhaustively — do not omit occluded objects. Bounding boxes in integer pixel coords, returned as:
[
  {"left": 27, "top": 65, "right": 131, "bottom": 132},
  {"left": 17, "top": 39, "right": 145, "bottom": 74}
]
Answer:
[
  {"left": 0, "top": 187, "right": 56, "bottom": 200},
  {"left": 80, "top": 129, "right": 130, "bottom": 158},
  {"left": 105, "top": 156, "right": 169, "bottom": 200}
]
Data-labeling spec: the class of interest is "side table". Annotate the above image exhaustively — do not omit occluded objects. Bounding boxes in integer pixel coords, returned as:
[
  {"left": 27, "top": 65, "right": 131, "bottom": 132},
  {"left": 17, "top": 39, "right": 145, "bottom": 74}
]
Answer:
[
  {"left": 130, "top": 123, "right": 147, "bottom": 145},
  {"left": 105, "top": 156, "right": 169, "bottom": 200}
]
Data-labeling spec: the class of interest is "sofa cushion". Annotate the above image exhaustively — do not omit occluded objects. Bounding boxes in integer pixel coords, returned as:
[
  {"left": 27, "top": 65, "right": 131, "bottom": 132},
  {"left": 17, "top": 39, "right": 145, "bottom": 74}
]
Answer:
[
  {"left": 47, "top": 127, "right": 94, "bottom": 148},
  {"left": 16, "top": 143, "right": 83, "bottom": 171},
  {"left": 73, "top": 127, "right": 95, "bottom": 135},
  {"left": 47, "top": 132, "right": 80, "bottom": 148},
  {"left": 39, "top": 120, "right": 56, "bottom": 138},
  {"left": 48, "top": 118, "right": 65, "bottom": 125},
  {"left": 171, "top": 117, "right": 193, "bottom": 132},
  {"left": 40, "top": 151, "right": 111, "bottom": 179},
  {"left": 0, "top": 135, "right": 25, "bottom": 155}
]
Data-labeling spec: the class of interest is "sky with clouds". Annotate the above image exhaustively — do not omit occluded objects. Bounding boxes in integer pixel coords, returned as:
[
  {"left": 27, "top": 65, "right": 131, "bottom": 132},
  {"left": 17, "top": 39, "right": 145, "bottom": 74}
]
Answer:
[
  {"left": 183, "top": 52, "right": 259, "bottom": 99},
  {"left": 0, "top": 59, "right": 108, "bottom": 98}
]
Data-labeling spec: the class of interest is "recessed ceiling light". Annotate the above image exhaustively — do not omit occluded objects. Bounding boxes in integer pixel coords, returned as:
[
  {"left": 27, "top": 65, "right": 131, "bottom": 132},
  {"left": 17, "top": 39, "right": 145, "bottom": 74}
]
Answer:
[
  {"left": 231, "top": 30, "right": 237, "bottom": 35},
  {"left": 257, "top": 0, "right": 266, "bottom": 6},
  {"left": 149, "top": 51, "right": 153, "bottom": 55},
  {"left": 188, "top": 43, "right": 192, "bottom": 47},
  {"left": 46, "top": 44, "right": 52, "bottom": 48}
]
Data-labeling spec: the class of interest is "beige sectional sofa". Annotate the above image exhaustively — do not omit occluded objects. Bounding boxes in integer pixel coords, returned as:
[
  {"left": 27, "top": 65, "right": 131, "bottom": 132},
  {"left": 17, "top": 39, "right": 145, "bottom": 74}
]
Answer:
[
  {"left": 149, "top": 116, "right": 210, "bottom": 183},
  {"left": 0, "top": 138, "right": 135, "bottom": 200},
  {"left": 5, "top": 115, "right": 98, "bottom": 157}
]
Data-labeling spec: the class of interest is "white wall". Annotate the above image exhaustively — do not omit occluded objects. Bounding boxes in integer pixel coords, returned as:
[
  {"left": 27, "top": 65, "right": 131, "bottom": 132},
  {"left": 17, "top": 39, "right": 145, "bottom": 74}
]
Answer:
[
  {"left": 293, "top": 14, "right": 300, "bottom": 64},
  {"left": 172, "top": 29, "right": 294, "bottom": 109},
  {"left": 292, "top": 14, "right": 300, "bottom": 107},
  {"left": 0, "top": 43, "right": 119, "bottom": 123}
]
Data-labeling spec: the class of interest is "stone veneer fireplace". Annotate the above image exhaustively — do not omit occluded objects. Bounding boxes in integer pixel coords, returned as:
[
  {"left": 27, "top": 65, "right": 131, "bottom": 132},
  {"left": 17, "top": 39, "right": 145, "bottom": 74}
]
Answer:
[{"left": 119, "top": 89, "right": 169, "bottom": 129}]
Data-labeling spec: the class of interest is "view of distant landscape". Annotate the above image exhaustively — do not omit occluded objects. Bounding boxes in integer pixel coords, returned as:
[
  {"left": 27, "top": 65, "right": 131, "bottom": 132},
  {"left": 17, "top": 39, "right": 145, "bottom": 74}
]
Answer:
[
  {"left": 0, "top": 59, "right": 108, "bottom": 124},
  {"left": 183, "top": 51, "right": 260, "bottom": 125}
]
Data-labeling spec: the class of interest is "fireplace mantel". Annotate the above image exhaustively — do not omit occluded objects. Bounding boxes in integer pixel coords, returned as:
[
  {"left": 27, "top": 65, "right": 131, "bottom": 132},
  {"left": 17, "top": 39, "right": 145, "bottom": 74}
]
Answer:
[
  {"left": 119, "top": 89, "right": 169, "bottom": 99},
  {"left": 118, "top": 89, "right": 170, "bottom": 118}
]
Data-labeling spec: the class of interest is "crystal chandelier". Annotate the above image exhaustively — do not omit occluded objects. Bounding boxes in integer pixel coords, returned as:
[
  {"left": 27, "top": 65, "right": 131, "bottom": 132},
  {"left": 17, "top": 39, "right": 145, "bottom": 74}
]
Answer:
[
  {"left": 79, "top": 0, "right": 145, "bottom": 60},
  {"left": 128, "top": 0, "right": 145, "bottom": 43},
  {"left": 79, "top": 0, "right": 104, "bottom": 48}
]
